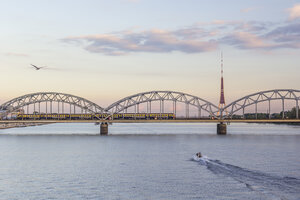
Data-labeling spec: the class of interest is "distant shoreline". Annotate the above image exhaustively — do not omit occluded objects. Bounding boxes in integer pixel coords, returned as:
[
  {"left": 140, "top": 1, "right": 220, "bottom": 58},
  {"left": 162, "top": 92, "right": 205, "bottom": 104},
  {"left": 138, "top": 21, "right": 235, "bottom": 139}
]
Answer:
[{"left": 0, "top": 123, "right": 48, "bottom": 129}]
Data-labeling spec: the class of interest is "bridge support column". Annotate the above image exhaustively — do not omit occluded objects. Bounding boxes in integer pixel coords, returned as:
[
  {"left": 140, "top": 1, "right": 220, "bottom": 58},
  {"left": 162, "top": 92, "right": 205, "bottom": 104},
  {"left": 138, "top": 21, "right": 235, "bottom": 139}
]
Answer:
[
  {"left": 100, "top": 122, "right": 108, "bottom": 135},
  {"left": 217, "top": 122, "right": 227, "bottom": 135},
  {"left": 296, "top": 100, "right": 299, "bottom": 119},
  {"left": 282, "top": 98, "right": 285, "bottom": 119}
]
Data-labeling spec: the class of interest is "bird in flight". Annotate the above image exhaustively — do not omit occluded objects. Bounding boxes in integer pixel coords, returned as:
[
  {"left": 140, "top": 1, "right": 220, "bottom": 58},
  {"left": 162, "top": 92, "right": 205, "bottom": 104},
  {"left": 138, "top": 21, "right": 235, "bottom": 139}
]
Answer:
[{"left": 31, "top": 64, "right": 45, "bottom": 70}]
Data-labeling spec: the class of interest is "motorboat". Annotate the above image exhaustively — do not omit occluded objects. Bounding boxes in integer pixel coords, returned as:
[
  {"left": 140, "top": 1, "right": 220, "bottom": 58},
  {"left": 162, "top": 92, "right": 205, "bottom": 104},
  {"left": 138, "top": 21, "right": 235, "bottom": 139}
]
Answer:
[
  {"left": 196, "top": 152, "right": 202, "bottom": 158},
  {"left": 193, "top": 152, "right": 209, "bottom": 164}
]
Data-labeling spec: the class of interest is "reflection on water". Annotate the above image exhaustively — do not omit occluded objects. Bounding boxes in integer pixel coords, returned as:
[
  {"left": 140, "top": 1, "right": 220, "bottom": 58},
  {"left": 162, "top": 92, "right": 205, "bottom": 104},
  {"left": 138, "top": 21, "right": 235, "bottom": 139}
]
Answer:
[{"left": 0, "top": 122, "right": 300, "bottom": 135}]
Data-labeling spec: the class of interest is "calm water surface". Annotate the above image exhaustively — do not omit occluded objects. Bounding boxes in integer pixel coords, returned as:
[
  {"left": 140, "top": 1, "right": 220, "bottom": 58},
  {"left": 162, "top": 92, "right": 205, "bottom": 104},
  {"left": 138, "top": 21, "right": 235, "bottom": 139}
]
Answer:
[{"left": 0, "top": 123, "right": 300, "bottom": 200}]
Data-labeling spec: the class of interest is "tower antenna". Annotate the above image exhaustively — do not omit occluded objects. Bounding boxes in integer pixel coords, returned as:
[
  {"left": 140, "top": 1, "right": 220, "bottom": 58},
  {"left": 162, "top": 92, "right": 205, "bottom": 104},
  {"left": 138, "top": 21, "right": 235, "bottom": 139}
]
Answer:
[{"left": 218, "top": 51, "right": 228, "bottom": 119}]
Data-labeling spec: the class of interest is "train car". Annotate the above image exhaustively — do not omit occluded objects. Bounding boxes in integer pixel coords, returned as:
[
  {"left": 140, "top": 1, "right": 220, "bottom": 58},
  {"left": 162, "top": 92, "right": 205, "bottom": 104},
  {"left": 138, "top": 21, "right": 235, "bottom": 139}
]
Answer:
[
  {"left": 16, "top": 113, "right": 175, "bottom": 120},
  {"left": 113, "top": 113, "right": 174, "bottom": 120},
  {"left": 17, "top": 114, "right": 69, "bottom": 120},
  {"left": 17, "top": 114, "right": 37, "bottom": 120}
]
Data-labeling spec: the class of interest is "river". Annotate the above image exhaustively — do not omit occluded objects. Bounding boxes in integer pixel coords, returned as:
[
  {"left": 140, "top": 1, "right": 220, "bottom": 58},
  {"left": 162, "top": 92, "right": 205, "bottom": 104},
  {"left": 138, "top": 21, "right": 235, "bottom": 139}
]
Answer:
[{"left": 0, "top": 123, "right": 299, "bottom": 200}]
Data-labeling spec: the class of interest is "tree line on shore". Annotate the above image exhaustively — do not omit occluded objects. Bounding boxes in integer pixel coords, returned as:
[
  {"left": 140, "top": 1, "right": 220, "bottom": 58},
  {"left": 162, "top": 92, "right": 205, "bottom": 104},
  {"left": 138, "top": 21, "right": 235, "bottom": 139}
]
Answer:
[{"left": 231, "top": 107, "right": 300, "bottom": 119}]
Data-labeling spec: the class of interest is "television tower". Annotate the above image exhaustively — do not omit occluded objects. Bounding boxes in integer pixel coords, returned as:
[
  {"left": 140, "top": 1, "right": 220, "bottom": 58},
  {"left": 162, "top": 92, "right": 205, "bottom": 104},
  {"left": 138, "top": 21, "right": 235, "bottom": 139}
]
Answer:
[{"left": 218, "top": 52, "right": 227, "bottom": 119}]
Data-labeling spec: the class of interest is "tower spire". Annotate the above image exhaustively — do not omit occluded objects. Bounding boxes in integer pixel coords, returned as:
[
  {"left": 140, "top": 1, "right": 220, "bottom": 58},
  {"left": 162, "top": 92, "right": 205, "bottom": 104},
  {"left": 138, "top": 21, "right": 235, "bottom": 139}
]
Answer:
[
  {"left": 221, "top": 52, "right": 223, "bottom": 76},
  {"left": 218, "top": 52, "right": 227, "bottom": 119},
  {"left": 220, "top": 52, "right": 225, "bottom": 105}
]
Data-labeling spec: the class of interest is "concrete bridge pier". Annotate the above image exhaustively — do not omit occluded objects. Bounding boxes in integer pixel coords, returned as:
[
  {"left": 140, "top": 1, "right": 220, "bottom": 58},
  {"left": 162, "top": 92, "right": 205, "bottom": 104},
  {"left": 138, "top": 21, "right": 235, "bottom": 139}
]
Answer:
[
  {"left": 100, "top": 122, "right": 108, "bottom": 135},
  {"left": 217, "top": 122, "right": 227, "bottom": 135}
]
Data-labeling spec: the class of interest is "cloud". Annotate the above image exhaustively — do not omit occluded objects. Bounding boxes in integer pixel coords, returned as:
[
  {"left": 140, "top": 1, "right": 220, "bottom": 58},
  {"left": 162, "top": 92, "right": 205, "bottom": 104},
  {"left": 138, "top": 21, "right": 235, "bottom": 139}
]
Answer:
[
  {"left": 240, "top": 7, "right": 256, "bottom": 13},
  {"left": 221, "top": 21, "right": 300, "bottom": 50},
  {"left": 288, "top": 4, "right": 300, "bottom": 20},
  {"left": 62, "top": 20, "right": 300, "bottom": 55},
  {"left": 221, "top": 32, "right": 271, "bottom": 49},
  {"left": 233, "top": 21, "right": 272, "bottom": 33},
  {"left": 266, "top": 22, "right": 300, "bottom": 42},
  {"left": 63, "top": 29, "right": 218, "bottom": 55},
  {"left": 264, "top": 21, "right": 300, "bottom": 48}
]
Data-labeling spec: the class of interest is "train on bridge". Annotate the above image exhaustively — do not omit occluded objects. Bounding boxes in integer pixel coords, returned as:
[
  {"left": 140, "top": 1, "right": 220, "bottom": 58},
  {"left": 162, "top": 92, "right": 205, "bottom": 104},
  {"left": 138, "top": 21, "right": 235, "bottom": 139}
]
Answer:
[{"left": 15, "top": 113, "right": 175, "bottom": 120}]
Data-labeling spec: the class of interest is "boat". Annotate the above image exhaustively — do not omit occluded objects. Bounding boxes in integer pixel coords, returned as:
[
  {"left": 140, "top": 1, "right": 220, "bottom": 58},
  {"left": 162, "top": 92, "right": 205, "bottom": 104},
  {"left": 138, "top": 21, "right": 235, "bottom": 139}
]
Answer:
[
  {"left": 193, "top": 152, "right": 209, "bottom": 164},
  {"left": 196, "top": 152, "right": 202, "bottom": 158}
]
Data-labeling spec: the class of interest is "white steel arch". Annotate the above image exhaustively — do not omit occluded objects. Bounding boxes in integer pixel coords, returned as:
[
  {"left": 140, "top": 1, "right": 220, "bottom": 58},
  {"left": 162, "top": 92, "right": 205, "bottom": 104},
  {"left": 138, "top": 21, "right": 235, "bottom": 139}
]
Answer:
[
  {"left": 224, "top": 89, "right": 300, "bottom": 119},
  {"left": 105, "top": 91, "right": 219, "bottom": 118},
  {"left": 0, "top": 92, "right": 105, "bottom": 117},
  {"left": 1, "top": 89, "right": 299, "bottom": 120}
]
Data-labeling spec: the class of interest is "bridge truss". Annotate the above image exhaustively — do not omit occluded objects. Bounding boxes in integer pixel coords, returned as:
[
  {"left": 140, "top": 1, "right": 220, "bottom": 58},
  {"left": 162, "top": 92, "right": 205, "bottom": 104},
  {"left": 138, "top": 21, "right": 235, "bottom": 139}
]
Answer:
[
  {"left": 105, "top": 91, "right": 219, "bottom": 118},
  {"left": 224, "top": 89, "right": 300, "bottom": 119},
  {"left": 0, "top": 92, "right": 105, "bottom": 118},
  {"left": 1, "top": 89, "right": 299, "bottom": 120}
]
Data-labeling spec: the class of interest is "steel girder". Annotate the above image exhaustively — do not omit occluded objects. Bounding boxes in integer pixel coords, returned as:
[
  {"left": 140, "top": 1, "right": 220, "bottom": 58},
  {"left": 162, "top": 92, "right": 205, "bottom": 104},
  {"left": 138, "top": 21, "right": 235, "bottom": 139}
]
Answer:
[
  {"left": 105, "top": 91, "right": 219, "bottom": 117},
  {"left": 0, "top": 92, "right": 105, "bottom": 116},
  {"left": 1, "top": 89, "right": 299, "bottom": 120},
  {"left": 224, "top": 89, "right": 300, "bottom": 117}
]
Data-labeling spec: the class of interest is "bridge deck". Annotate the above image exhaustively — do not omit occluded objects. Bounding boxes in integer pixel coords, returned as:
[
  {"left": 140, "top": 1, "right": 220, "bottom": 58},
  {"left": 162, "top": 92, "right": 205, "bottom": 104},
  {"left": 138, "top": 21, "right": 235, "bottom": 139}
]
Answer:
[{"left": 1, "top": 119, "right": 300, "bottom": 124}]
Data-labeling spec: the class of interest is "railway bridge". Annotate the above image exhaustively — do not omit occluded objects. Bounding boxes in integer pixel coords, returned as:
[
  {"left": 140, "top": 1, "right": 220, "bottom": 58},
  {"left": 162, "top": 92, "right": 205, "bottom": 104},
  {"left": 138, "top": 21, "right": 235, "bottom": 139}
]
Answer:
[{"left": 0, "top": 89, "right": 299, "bottom": 135}]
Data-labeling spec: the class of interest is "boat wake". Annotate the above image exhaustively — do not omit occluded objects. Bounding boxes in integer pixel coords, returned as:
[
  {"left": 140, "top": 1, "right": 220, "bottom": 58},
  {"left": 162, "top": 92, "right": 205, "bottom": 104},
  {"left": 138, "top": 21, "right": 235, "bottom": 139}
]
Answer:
[{"left": 192, "top": 156, "right": 300, "bottom": 200}]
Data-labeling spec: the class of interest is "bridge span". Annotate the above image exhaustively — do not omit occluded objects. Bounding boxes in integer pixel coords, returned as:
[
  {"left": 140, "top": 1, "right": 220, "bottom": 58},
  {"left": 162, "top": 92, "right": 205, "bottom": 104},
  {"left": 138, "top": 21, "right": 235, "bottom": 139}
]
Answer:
[
  {"left": 2, "top": 119, "right": 300, "bottom": 123},
  {"left": 0, "top": 89, "right": 299, "bottom": 135}
]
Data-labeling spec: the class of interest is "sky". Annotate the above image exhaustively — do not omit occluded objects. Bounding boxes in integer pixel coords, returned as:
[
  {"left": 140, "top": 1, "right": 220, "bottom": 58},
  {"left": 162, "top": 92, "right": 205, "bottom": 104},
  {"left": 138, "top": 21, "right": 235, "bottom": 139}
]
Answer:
[{"left": 0, "top": 0, "right": 299, "bottom": 110}]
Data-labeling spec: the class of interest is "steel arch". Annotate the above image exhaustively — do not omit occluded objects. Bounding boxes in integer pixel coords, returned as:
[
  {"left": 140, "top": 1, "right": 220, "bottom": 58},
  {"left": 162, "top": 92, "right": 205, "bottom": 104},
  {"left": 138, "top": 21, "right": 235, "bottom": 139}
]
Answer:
[
  {"left": 105, "top": 91, "right": 219, "bottom": 117},
  {"left": 224, "top": 89, "right": 300, "bottom": 117},
  {"left": 0, "top": 92, "right": 105, "bottom": 116}
]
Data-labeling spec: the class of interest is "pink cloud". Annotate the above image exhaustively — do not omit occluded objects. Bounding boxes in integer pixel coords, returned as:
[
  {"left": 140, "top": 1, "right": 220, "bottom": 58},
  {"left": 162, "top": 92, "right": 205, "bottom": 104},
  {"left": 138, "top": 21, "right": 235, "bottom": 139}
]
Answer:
[
  {"left": 63, "top": 29, "right": 218, "bottom": 55},
  {"left": 288, "top": 4, "right": 300, "bottom": 20},
  {"left": 233, "top": 32, "right": 270, "bottom": 48},
  {"left": 240, "top": 7, "right": 256, "bottom": 13},
  {"left": 212, "top": 20, "right": 227, "bottom": 25},
  {"left": 221, "top": 32, "right": 266, "bottom": 49},
  {"left": 62, "top": 20, "right": 300, "bottom": 55}
]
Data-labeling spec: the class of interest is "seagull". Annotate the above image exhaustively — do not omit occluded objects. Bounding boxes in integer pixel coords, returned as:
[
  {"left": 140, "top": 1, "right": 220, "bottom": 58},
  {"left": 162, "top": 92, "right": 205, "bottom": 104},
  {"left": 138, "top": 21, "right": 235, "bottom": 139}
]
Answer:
[{"left": 31, "top": 64, "right": 44, "bottom": 70}]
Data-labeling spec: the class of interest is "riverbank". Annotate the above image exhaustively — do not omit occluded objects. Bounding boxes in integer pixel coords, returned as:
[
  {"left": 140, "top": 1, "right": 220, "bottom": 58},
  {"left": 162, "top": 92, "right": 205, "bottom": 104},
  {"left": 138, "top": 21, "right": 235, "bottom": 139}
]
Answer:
[{"left": 0, "top": 122, "right": 49, "bottom": 129}]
